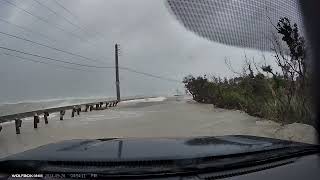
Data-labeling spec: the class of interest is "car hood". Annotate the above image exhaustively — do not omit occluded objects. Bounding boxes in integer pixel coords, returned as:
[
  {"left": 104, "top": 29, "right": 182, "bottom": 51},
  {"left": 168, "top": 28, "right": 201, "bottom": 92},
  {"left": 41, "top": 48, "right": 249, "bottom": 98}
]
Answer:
[{"left": 1, "top": 135, "right": 312, "bottom": 162}]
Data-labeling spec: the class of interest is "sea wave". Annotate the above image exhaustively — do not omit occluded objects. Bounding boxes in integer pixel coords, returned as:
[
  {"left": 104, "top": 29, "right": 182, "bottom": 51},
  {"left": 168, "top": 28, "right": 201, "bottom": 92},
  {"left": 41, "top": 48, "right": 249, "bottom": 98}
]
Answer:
[
  {"left": 0, "top": 95, "right": 151, "bottom": 117},
  {"left": 0, "top": 96, "right": 112, "bottom": 117}
]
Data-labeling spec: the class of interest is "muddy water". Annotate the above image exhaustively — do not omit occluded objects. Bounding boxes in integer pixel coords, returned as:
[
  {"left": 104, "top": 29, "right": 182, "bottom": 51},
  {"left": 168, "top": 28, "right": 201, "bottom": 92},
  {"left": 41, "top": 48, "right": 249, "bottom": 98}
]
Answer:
[{"left": 0, "top": 96, "right": 317, "bottom": 158}]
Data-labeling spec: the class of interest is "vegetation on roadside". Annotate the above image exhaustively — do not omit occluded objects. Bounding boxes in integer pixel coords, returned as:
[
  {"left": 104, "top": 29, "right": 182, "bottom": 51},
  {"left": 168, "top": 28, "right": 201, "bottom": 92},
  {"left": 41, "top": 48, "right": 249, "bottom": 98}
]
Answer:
[{"left": 183, "top": 18, "right": 313, "bottom": 126}]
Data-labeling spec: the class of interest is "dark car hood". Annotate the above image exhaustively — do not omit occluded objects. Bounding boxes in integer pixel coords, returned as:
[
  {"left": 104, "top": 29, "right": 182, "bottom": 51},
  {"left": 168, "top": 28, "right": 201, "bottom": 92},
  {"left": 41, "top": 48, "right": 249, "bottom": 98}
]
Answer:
[{"left": 1, "top": 135, "right": 311, "bottom": 162}]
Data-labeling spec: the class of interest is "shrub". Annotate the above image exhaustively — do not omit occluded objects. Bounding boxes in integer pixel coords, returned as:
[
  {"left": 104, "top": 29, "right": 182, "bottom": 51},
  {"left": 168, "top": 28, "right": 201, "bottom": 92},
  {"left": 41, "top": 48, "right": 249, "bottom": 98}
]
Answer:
[{"left": 182, "top": 17, "right": 312, "bottom": 126}]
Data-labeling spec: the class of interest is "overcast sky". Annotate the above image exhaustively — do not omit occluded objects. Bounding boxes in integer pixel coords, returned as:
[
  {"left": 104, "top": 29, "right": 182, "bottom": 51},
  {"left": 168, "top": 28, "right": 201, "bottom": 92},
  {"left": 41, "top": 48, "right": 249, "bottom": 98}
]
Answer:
[{"left": 0, "top": 0, "right": 276, "bottom": 103}]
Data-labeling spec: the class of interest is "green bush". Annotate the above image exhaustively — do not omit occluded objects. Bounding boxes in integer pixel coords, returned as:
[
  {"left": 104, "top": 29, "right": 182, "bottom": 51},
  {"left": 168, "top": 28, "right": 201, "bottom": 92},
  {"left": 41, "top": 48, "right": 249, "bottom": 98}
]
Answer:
[
  {"left": 183, "top": 73, "right": 312, "bottom": 126},
  {"left": 182, "top": 17, "right": 313, "bottom": 126},
  {"left": 219, "top": 90, "right": 246, "bottom": 110}
]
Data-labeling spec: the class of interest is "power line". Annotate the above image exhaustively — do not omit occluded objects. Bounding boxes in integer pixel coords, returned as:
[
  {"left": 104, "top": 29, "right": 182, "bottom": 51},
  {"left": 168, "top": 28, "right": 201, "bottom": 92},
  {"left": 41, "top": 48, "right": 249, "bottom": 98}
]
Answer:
[
  {"left": 32, "top": 0, "right": 89, "bottom": 36},
  {"left": 51, "top": 0, "right": 91, "bottom": 32},
  {"left": 0, "top": 17, "right": 114, "bottom": 65},
  {"left": 0, "top": 46, "right": 114, "bottom": 69},
  {"left": 52, "top": 0, "right": 78, "bottom": 21},
  {"left": 1, "top": 0, "right": 89, "bottom": 44},
  {"left": 0, "top": 17, "right": 56, "bottom": 44},
  {"left": 51, "top": 0, "right": 112, "bottom": 44},
  {"left": 0, "top": 2, "right": 183, "bottom": 84},
  {"left": 1, "top": 52, "right": 93, "bottom": 72},
  {"left": 0, "top": 46, "right": 181, "bottom": 83},
  {"left": 0, "top": 31, "right": 111, "bottom": 64},
  {"left": 1, "top": 0, "right": 115, "bottom": 61},
  {"left": 120, "top": 67, "right": 181, "bottom": 83}
]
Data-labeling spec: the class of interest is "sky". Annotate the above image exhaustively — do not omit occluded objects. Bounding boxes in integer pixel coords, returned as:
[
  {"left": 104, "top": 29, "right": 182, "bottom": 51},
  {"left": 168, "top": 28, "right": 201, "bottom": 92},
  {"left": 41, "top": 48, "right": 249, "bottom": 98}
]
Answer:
[{"left": 0, "top": 0, "right": 277, "bottom": 103}]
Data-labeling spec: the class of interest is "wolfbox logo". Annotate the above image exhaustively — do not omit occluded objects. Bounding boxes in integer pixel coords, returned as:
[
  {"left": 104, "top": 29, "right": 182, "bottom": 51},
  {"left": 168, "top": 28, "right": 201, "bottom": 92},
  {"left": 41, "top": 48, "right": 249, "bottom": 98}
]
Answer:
[{"left": 11, "top": 174, "right": 44, "bottom": 178}]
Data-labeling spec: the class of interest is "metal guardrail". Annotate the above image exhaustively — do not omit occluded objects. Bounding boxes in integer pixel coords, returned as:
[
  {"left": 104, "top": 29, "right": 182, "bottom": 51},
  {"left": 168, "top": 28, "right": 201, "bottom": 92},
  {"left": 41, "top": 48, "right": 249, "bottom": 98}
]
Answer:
[
  {"left": 0, "top": 100, "right": 114, "bottom": 123},
  {"left": 0, "top": 96, "right": 151, "bottom": 123},
  {"left": 0, "top": 96, "right": 156, "bottom": 134}
]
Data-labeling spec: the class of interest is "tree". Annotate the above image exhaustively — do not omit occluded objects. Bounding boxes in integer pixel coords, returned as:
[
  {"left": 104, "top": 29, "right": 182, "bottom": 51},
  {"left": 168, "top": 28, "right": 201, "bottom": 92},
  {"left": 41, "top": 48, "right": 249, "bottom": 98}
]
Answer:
[{"left": 265, "top": 17, "right": 311, "bottom": 124}]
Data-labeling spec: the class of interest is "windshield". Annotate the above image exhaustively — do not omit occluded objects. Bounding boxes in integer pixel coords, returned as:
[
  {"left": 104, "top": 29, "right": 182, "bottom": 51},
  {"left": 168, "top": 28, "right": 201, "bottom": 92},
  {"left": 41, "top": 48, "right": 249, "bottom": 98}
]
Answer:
[{"left": 0, "top": 0, "right": 317, "bottom": 164}]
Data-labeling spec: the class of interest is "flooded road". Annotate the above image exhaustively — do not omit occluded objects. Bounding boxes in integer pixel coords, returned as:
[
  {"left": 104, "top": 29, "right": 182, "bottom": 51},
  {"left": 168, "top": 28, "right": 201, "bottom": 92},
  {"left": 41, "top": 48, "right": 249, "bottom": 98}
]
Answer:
[{"left": 0, "top": 96, "right": 317, "bottom": 158}]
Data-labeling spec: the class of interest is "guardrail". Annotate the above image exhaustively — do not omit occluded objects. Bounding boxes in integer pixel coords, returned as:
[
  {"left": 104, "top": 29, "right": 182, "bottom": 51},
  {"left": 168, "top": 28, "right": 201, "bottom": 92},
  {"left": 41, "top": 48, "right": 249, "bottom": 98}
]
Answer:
[
  {"left": 0, "top": 96, "right": 152, "bottom": 134},
  {"left": 0, "top": 100, "right": 117, "bottom": 122}
]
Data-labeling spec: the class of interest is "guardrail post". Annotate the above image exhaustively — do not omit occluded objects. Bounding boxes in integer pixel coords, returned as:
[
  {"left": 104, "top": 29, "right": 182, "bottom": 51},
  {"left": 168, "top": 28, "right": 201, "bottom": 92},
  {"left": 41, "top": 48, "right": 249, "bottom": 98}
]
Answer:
[
  {"left": 44, "top": 112, "right": 49, "bottom": 124},
  {"left": 60, "top": 110, "right": 65, "bottom": 120},
  {"left": 105, "top": 102, "right": 109, "bottom": 108},
  {"left": 71, "top": 106, "right": 76, "bottom": 117},
  {"left": 76, "top": 106, "right": 81, "bottom": 115},
  {"left": 15, "top": 118, "right": 22, "bottom": 134},
  {"left": 33, "top": 113, "right": 39, "bottom": 129}
]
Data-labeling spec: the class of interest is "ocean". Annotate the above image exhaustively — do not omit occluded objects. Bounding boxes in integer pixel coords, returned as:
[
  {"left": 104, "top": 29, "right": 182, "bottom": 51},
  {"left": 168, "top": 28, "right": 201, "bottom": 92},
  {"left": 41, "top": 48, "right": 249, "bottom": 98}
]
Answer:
[{"left": 0, "top": 96, "right": 148, "bottom": 117}]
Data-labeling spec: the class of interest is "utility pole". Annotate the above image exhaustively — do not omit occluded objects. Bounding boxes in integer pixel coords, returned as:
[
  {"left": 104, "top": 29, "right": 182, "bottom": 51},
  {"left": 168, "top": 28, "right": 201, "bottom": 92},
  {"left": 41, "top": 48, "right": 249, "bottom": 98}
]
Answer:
[{"left": 115, "top": 44, "right": 121, "bottom": 101}]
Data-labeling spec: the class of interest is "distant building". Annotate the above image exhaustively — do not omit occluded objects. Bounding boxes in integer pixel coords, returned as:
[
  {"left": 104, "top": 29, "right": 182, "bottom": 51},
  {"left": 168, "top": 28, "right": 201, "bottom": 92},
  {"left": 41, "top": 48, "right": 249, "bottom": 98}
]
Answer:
[{"left": 165, "top": 0, "right": 304, "bottom": 52}]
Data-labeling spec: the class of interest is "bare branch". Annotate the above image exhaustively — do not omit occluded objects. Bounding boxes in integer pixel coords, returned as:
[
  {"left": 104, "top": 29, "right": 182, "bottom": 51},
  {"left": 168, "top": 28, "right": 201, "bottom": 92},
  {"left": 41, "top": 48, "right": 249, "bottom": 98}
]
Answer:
[{"left": 224, "top": 57, "right": 243, "bottom": 76}]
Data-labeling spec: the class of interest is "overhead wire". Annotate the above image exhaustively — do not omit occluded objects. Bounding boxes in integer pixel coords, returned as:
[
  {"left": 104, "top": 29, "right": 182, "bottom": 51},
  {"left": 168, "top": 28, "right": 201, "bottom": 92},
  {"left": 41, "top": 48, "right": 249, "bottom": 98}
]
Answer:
[
  {"left": 0, "top": 17, "right": 56, "bottom": 44},
  {"left": 0, "top": 31, "right": 112, "bottom": 64},
  {"left": 1, "top": 0, "right": 90, "bottom": 44},
  {"left": 0, "top": 46, "right": 114, "bottom": 69},
  {"left": 0, "top": 29, "right": 180, "bottom": 82},
  {"left": 1, "top": 0, "right": 115, "bottom": 61},
  {"left": 52, "top": 0, "right": 78, "bottom": 20},
  {"left": 31, "top": 0, "right": 91, "bottom": 37},
  {"left": 0, "top": 45, "right": 181, "bottom": 83},
  {"left": 119, "top": 66, "right": 181, "bottom": 83},
  {"left": 1, "top": 52, "right": 93, "bottom": 72},
  {"left": 0, "top": 1, "right": 182, "bottom": 83},
  {"left": 51, "top": 0, "right": 113, "bottom": 44}
]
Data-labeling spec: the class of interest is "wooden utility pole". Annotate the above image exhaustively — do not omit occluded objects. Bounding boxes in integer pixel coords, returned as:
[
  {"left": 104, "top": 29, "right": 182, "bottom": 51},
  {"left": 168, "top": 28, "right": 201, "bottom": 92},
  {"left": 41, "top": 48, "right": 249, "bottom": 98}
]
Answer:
[{"left": 115, "top": 44, "right": 121, "bottom": 101}]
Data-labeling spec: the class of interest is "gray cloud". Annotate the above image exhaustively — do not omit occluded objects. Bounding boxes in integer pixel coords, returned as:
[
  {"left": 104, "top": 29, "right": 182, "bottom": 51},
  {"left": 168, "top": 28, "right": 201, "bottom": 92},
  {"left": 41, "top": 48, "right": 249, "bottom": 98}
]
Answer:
[{"left": 0, "top": 0, "right": 277, "bottom": 103}]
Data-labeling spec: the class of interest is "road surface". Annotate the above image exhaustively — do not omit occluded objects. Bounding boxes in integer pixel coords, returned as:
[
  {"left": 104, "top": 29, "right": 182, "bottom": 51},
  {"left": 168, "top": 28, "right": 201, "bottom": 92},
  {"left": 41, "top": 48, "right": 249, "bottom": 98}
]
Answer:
[{"left": 0, "top": 96, "right": 317, "bottom": 158}]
